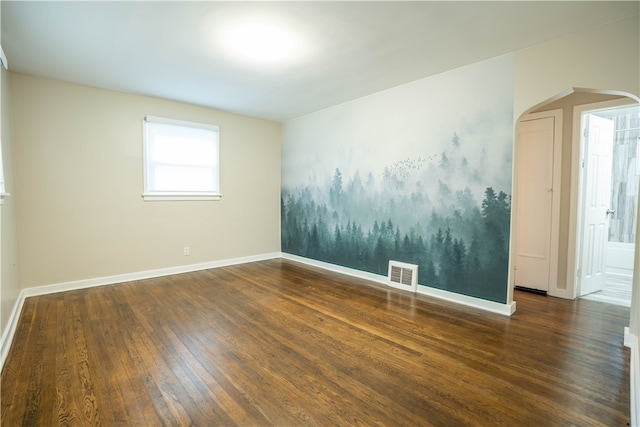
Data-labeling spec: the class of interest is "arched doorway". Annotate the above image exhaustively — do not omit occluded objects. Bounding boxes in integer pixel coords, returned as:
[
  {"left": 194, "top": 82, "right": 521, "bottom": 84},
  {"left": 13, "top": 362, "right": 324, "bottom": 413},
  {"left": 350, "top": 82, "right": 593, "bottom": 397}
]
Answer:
[
  {"left": 571, "top": 100, "right": 640, "bottom": 304},
  {"left": 510, "top": 88, "right": 640, "bottom": 302}
]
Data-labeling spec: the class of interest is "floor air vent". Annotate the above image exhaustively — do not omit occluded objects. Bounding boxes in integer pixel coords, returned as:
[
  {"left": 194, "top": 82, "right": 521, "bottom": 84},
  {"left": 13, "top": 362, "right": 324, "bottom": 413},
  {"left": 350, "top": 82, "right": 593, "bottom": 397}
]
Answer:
[{"left": 388, "top": 261, "right": 418, "bottom": 292}]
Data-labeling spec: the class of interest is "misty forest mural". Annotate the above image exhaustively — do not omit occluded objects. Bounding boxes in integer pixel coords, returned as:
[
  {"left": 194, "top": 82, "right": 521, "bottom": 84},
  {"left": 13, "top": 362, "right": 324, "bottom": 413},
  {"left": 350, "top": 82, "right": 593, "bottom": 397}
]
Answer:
[{"left": 282, "top": 55, "right": 514, "bottom": 303}]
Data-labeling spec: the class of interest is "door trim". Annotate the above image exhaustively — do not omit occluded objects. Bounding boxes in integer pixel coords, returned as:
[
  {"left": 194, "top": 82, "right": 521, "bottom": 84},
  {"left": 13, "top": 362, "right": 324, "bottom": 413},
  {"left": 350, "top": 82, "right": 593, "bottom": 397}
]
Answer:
[
  {"left": 514, "top": 109, "right": 562, "bottom": 296},
  {"left": 567, "top": 98, "right": 637, "bottom": 299}
]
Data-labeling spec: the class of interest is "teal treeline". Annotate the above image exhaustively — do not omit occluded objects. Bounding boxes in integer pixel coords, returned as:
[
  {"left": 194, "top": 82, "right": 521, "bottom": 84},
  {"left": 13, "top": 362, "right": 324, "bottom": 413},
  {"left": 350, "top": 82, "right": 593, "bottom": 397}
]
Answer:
[{"left": 281, "top": 170, "right": 511, "bottom": 303}]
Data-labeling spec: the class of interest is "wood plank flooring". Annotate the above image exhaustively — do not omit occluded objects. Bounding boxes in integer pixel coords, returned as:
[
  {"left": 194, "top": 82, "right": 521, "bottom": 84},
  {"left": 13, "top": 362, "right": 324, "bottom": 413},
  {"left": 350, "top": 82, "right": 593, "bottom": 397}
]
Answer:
[{"left": 1, "top": 259, "right": 631, "bottom": 426}]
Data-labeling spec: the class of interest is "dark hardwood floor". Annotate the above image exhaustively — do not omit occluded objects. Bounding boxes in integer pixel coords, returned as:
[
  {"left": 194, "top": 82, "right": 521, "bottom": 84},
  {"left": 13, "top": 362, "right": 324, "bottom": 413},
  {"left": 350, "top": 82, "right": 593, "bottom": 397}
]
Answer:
[{"left": 1, "top": 259, "right": 631, "bottom": 426}]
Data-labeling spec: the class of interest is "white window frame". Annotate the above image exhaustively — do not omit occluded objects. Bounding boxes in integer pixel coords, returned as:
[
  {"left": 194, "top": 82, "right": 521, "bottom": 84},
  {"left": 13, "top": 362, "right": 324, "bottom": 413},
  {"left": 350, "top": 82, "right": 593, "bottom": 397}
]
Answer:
[{"left": 142, "top": 116, "right": 221, "bottom": 201}]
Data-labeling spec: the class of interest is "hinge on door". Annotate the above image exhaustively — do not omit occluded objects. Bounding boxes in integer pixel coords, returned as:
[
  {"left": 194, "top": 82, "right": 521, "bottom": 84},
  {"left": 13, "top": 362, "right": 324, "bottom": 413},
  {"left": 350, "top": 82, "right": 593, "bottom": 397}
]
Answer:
[
  {"left": 584, "top": 128, "right": 589, "bottom": 138},
  {"left": 582, "top": 159, "right": 584, "bottom": 168}
]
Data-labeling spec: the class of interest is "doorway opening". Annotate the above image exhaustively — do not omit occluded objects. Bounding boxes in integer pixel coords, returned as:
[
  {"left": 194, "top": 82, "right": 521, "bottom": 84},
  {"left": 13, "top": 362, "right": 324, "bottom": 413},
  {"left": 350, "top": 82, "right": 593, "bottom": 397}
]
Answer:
[
  {"left": 511, "top": 88, "right": 640, "bottom": 306},
  {"left": 578, "top": 102, "right": 640, "bottom": 307}
]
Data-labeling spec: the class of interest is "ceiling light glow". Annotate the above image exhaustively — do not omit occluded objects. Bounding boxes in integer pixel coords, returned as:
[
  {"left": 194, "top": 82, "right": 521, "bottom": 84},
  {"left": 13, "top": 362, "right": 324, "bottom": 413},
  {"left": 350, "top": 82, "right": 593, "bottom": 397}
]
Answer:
[{"left": 223, "top": 21, "right": 298, "bottom": 64}]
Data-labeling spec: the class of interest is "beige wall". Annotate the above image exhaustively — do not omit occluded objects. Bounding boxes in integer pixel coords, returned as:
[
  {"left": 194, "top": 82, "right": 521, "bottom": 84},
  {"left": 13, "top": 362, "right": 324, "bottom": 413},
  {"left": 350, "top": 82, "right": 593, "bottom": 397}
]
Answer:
[
  {"left": 1, "top": 67, "right": 20, "bottom": 335},
  {"left": 11, "top": 73, "right": 281, "bottom": 288},
  {"left": 1, "top": 0, "right": 21, "bottom": 336},
  {"left": 514, "top": 14, "right": 639, "bottom": 119},
  {"left": 513, "top": 14, "right": 639, "bottom": 294}
]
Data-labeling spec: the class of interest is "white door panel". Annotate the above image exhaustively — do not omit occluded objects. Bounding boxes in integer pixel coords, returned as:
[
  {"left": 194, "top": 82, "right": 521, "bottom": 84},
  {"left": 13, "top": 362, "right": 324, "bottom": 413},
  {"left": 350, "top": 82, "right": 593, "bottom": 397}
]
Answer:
[
  {"left": 515, "top": 116, "right": 555, "bottom": 291},
  {"left": 579, "top": 114, "right": 614, "bottom": 296}
]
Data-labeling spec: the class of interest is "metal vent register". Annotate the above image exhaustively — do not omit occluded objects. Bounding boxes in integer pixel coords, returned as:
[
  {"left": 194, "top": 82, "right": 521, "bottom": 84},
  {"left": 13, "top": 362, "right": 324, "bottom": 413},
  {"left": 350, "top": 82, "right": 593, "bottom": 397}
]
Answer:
[{"left": 387, "top": 261, "right": 418, "bottom": 292}]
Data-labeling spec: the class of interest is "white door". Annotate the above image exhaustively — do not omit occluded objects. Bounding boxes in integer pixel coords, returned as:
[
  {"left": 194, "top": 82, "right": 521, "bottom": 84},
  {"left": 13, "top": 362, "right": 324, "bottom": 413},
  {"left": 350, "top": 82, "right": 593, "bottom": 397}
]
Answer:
[
  {"left": 579, "top": 114, "right": 614, "bottom": 296},
  {"left": 515, "top": 116, "right": 555, "bottom": 291}
]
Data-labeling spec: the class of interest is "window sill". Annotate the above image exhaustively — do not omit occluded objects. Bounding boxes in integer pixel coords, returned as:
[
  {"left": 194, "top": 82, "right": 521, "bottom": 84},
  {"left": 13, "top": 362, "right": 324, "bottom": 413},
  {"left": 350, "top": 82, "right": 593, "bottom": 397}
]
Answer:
[{"left": 142, "top": 193, "right": 222, "bottom": 202}]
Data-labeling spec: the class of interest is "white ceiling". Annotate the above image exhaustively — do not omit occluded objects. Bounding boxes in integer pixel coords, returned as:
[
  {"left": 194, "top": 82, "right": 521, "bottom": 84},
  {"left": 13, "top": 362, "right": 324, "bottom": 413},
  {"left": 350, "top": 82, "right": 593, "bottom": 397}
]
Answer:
[{"left": 2, "top": 1, "right": 638, "bottom": 122}]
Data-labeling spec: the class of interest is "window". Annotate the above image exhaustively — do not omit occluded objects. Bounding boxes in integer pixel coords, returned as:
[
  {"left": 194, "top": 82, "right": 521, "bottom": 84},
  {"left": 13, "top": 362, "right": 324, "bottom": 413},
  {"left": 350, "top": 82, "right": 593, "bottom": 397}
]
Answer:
[{"left": 143, "top": 116, "right": 220, "bottom": 201}]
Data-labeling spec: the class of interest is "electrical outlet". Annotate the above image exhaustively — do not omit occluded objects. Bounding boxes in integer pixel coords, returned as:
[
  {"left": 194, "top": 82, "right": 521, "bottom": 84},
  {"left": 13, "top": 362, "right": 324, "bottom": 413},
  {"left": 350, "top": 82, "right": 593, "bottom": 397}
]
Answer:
[{"left": 183, "top": 247, "right": 190, "bottom": 256}]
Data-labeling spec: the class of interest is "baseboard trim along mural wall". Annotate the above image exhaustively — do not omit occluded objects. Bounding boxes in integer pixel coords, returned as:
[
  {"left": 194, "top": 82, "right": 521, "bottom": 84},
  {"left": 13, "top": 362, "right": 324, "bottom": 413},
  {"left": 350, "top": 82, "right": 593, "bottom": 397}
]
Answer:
[
  {"left": 282, "top": 54, "right": 514, "bottom": 304},
  {"left": 282, "top": 253, "right": 516, "bottom": 316}
]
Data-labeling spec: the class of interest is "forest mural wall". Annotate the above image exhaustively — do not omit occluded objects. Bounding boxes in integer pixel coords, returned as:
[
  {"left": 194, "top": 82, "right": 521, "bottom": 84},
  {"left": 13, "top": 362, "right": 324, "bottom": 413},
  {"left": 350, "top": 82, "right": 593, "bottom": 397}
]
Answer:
[{"left": 282, "top": 55, "right": 514, "bottom": 303}]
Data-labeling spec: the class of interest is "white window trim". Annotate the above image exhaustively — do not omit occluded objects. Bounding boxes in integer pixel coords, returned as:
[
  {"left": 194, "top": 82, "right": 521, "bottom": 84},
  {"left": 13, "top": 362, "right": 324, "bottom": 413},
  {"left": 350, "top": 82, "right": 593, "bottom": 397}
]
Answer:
[
  {"left": 142, "top": 115, "right": 221, "bottom": 202},
  {"left": 142, "top": 192, "right": 221, "bottom": 202}
]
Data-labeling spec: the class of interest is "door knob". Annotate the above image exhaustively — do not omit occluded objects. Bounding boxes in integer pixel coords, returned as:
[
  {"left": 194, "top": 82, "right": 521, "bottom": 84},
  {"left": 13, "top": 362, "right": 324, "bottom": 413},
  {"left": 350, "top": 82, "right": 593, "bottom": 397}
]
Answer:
[{"left": 606, "top": 208, "right": 615, "bottom": 215}]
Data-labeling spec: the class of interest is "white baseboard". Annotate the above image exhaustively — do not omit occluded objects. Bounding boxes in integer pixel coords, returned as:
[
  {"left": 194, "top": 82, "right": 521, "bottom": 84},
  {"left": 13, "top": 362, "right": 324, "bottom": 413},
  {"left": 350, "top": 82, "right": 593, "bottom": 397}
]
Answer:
[
  {"left": 21, "top": 253, "right": 281, "bottom": 298},
  {"left": 0, "top": 289, "right": 26, "bottom": 372},
  {"left": 282, "top": 253, "right": 516, "bottom": 316},
  {"left": 626, "top": 326, "right": 635, "bottom": 348},
  {"left": 0, "top": 252, "right": 280, "bottom": 371},
  {"left": 282, "top": 253, "right": 390, "bottom": 286},
  {"left": 626, "top": 328, "right": 639, "bottom": 427},
  {"left": 416, "top": 284, "right": 516, "bottom": 316}
]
